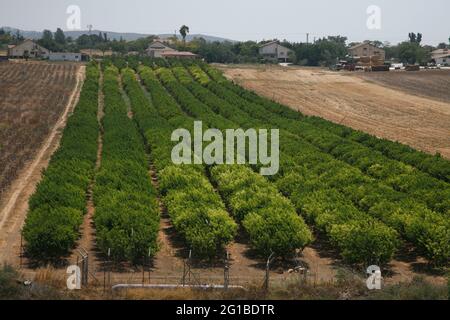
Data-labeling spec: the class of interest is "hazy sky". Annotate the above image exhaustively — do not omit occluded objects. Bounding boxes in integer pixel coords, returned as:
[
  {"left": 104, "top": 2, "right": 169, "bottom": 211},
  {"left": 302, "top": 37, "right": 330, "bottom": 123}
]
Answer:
[{"left": 1, "top": 0, "right": 448, "bottom": 45}]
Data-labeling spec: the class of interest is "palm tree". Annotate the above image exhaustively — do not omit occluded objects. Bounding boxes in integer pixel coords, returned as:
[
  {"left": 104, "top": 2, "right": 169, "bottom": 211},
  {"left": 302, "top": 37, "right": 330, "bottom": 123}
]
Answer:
[{"left": 179, "top": 25, "right": 190, "bottom": 45}]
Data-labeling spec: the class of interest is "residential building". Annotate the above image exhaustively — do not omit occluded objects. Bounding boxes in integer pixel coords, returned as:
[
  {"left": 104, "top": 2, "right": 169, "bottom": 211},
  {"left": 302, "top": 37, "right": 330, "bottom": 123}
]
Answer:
[
  {"left": 348, "top": 42, "right": 385, "bottom": 62},
  {"left": 431, "top": 48, "right": 450, "bottom": 65},
  {"left": 146, "top": 41, "right": 176, "bottom": 58},
  {"left": 259, "top": 41, "right": 294, "bottom": 62},
  {"left": 8, "top": 39, "right": 49, "bottom": 59}
]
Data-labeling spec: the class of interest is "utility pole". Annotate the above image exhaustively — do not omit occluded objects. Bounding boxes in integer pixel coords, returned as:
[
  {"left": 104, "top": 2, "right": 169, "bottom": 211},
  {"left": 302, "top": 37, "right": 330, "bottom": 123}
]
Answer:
[{"left": 306, "top": 33, "right": 309, "bottom": 45}]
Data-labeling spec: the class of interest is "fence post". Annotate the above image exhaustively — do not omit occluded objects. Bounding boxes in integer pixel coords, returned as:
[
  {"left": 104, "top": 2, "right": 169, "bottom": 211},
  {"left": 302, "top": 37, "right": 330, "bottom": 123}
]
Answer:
[
  {"left": 148, "top": 247, "right": 152, "bottom": 284},
  {"left": 20, "top": 232, "right": 23, "bottom": 269},
  {"left": 182, "top": 261, "right": 186, "bottom": 287},
  {"left": 264, "top": 252, "right": 274, "bottom": 293},
  {"left": 142, "top": 255, "right": 145, "bottom": 285},
  {"left": 85, "top": 251, "right": 89, "bottom": 286},
  {"left": 188, "top": 249, "right": 192, "bottom": 284},
  {"left": 224, "top": 251, "right": 229, "bottom": 291}
]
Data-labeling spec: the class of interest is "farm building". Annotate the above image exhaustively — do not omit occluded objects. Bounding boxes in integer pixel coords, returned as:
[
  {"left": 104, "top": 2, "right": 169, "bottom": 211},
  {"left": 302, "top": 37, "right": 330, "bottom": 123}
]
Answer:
[
  {"left": 259, "top": 41, "right": 294, "bottom": 62},
  {"left": 146, "top": 41, "right": 177, "bottom": 58},
  {"left": 348, "top": 42, "right": 385, "bottom": 62},
  {"left": 8, "top": 39, "right": 49, "bottom": 59},
  {"left": 160, "top": 51, "right": 199, "bottom": 59},
  {"left": 146, "top": 41, "right": 198, "bottom": 59},
  {"left": 48, "top": 52, "right": 84, "bottom": 62},
  {"left": 431, "top": 48, "right": 450, "bottom": 66},
  {"left": 80, "top": 49, "right": 114, "bottom": 58}
]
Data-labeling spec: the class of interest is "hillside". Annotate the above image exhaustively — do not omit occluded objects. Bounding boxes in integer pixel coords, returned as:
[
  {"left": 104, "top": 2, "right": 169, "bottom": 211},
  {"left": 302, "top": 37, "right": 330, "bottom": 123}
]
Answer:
[{"left": 1, "top": 27, "right": 235, "bottom": 42}]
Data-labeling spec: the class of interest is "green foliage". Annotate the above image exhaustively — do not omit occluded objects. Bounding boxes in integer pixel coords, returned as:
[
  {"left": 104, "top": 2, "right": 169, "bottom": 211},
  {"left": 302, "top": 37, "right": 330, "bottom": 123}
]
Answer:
[
  {"left": 289, "top": 36, "right": 348, "bottom": 66},
  {"left": 397, "top": 41, "right": 429, "bottom": 64},
  {"left": 329, "top": 220, "right": 399, "bottom": 266},
  {"left": 93, "top": 66, "right": 159, "bottom": 263},
  {"left": 23, "top": 63, "right": 100, "bottom": 260},
  {"left": 123, "top": 67, "right": 237, "bottom": 258},
  {"left": 146, "top": 63, "right": 312, "bottom": 257},
  {"left": 192, "top": 61, "right": 449, "bottom": 266},
  {"left": 212, "top": 165, "right": 312, "bottom": 257},
  {"left": 23, "top": 206, "right": 83, "bottom": 258},
  {"left": 160, "top": 166, "right": 237, "bottom": 257}
]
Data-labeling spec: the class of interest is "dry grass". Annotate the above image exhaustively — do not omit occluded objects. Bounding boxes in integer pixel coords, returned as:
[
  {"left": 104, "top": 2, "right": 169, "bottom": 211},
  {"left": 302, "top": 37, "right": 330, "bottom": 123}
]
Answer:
[{"left": 1, "top": 264, "right": 447, "bottom": 300}]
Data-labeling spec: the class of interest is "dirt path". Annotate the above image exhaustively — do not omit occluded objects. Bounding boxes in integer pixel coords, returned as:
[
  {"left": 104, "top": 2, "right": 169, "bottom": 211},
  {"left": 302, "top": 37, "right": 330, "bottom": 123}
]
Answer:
[
  {"left": 219, "top": 65, "right": 450, "bottom": 159},
  {"left": 0, "top": 65, "right": 86, "bottom": 265}
]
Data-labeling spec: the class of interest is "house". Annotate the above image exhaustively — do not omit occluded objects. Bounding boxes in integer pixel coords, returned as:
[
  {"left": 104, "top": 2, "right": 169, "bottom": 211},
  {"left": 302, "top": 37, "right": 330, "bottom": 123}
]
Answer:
[
  {"left": 146, "top": 41, "right": 176, "bottom": 58},
  {"left": 259, "top": 41, "right": 294, "bottom": 62},
  {"left": 431, "top": 48, "right": 450, "bottom": 66},
  {"left": 8, "top": 39, "right": 50, "bottom": 59},
  {"left": 348, "top": 42, "right": 385, "bottom": 62},
  {"left": 145, "top": 41, "right": 198, "bottom": 59},
  {"left": 49, "top": 52, "right": 84, "bottom": 62}
]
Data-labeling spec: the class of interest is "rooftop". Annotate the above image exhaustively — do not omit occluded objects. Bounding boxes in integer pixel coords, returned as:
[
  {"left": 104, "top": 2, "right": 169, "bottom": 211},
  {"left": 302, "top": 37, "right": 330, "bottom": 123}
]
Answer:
[{"left": 160, "top": 51, "right": 198, "bottom": 57}]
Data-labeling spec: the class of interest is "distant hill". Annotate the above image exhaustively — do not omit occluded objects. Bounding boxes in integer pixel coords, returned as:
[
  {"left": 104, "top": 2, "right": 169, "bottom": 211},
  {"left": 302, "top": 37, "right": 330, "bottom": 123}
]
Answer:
[
  {"left": 157, "top": 33, "right": 236, "bottom": 43},
  {"left": 1, "top": 27, "right": 236, "bottom": 43}
]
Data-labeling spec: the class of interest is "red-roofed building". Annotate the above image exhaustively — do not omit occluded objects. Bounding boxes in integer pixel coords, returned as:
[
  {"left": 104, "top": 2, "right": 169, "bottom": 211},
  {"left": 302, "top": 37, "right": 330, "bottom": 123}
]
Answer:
[{"left": 160, "top": 51, "right": 199, "bottom": 59}]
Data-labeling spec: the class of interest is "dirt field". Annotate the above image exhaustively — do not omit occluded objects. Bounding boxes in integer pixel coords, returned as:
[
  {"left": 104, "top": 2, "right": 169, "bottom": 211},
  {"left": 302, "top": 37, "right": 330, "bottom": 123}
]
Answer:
[
  {"left": 354, "top": 69, "right": 450, "bottom": 103},
  {"left": 0, "top": 62, "right": 85, "bottom": 266},
  {"left": 219, "top": 65, "right": 450, "bottom": 159},
  {"left": 0, "top": 61, "right": 81, "bottom": 200}
]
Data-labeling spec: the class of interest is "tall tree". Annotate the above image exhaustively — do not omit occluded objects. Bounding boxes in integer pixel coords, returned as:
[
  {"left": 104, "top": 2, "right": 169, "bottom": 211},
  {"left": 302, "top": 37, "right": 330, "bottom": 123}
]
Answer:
[
  {"left": 54, "top": 28, "right": 66, "bottom": 45},
  {"left": 408, "top": 32, "right": 422, "bottom": 44},
  {"left": 38, "top": 29, "right": 55, "bottom": 50},
  {"left": 417, "top": 33, "right": 422, "bottom": 44},
  {"left": 13, "top": 30, "right": 24, "bottom": 44},
  {"left": 179, "top": 25, "right": 190, "bottom": 44},
  {"left": 398, "top": 41, "right": 427, "bottom": 64}
]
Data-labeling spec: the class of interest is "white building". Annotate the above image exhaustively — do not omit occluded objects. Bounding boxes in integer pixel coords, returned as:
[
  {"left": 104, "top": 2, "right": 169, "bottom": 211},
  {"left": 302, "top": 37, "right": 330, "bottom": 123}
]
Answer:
[
  {"left": 8, "top": 39, "right": 49, "bottom": 59},
  {"left": 431, "top": 48, "right": 450, "bottom": 66},
  {"left": 259, "top": 41, "right": 294, "bottom": 62},
  {"left": 146, "top": 41, "right": 176, "bottom": 58},
  {"left": 49, "top": 52, "right": 83, "bottom": 62}
]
